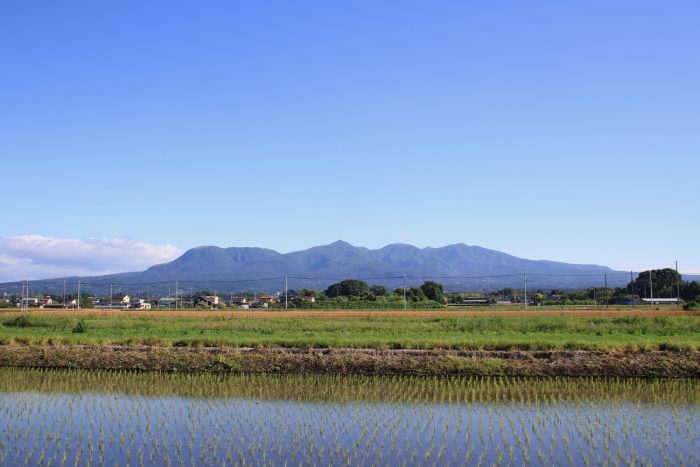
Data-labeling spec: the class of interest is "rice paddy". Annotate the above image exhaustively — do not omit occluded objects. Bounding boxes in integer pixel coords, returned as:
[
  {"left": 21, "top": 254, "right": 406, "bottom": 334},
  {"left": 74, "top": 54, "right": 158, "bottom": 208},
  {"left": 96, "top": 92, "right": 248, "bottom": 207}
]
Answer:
[
  {"left": 1, "top": 368, "right": 698, "bottom": 466},
  {"left": 2, "top": 311, "right": 700, "bottom": 351}
]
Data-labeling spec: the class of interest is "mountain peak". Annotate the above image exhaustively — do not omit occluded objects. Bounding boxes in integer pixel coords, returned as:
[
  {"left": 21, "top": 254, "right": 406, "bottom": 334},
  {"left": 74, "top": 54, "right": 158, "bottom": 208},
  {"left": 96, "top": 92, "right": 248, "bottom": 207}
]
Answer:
[{"left": 328, "top": 240, "right": 353, "bottom": 247}]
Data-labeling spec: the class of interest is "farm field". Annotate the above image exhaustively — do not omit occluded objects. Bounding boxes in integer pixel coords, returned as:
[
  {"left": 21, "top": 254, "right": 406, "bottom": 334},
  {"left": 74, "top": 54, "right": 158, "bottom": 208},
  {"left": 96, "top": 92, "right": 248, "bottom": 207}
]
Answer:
[
  {"left": 0, "top": 308, "right": 698, "bottom": 351},
  {"left": 1, "top": 368, "right": 698, "bottom": 466},
  {"left": 2, "top": 305, "right": 691, "bottom": 318}
]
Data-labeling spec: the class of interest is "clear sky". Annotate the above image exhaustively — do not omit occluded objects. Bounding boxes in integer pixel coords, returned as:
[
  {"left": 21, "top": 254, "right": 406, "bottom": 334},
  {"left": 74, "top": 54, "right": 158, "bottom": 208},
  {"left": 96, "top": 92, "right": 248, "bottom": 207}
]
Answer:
[{"left": 1, "top": 1, "right": 699, "bottom": 281}]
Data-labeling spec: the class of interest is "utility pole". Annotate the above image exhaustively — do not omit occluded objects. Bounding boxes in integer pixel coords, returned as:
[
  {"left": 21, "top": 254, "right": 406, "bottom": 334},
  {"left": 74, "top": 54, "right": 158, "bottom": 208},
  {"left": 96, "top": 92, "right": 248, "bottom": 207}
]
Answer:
[
  {"left": 285, "top": 276, "right": 288, "bottom": 310},
  {"left": 524, "top": 273, "right": 528, "bottom": 310},
  {"left": 676, "top": 261, "right": 681, "bottom": 307},
  {"left": 630, "top": 271, "right": 634, "bottom": 310},
  {"left": 604, "top": 274, "right": 608, "bottom": 309},
  {"left": 63, "top": 280, "right": 66, "bottom": 307},
  {"left": 175, "top": 281, "right": 178, "bottom": 311},
  {"left": 403, "top": 274, "right": 407, "bottom": 310},
  {"left": 649, "top": 270, "right": 654, "bottom": 307},
  {"left": 593, "top": 288, "right": 597, "bottom": 310},
  {"left": 21, "top": 280, "right": 27, "bottom": 312},
  {"left": 110, "top": 284, "right": 113, "bottom": 307},
  {"left": 77, "top": 281, "right": 81, "bottom": 311}
]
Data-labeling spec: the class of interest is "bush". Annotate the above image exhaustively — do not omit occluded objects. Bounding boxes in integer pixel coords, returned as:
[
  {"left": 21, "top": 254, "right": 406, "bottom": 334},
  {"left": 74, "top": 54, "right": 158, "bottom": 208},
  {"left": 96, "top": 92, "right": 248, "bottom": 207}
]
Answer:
[
  {"left": 72, "top": 319, "right": 87, "bottom": 333},
  {"left": 683, "top": 301, "right": 699, "bottom": 311},
  {"left": 4, "top": 316, "right": 33, "bottom": 328}
]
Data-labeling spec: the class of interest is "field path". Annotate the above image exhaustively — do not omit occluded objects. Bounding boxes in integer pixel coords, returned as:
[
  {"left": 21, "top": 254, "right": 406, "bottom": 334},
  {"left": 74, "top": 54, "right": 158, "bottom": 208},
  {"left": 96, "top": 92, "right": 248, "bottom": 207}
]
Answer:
[{"left": 3, "top": 308, "right": 697, "bottom": 318}]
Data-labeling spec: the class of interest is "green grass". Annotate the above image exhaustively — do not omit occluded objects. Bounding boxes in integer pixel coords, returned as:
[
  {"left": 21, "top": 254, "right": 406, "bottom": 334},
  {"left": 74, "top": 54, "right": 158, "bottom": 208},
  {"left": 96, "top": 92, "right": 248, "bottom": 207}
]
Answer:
[{"left": 1, "top": 313, "right": 699, "bottom": 351}]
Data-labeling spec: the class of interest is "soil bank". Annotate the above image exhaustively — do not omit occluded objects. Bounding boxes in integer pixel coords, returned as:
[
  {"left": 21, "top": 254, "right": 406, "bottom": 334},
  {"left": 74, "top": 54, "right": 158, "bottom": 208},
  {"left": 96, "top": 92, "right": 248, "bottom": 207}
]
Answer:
[{"left": 0, "top": 345, "right": 698, "bottom": 378}]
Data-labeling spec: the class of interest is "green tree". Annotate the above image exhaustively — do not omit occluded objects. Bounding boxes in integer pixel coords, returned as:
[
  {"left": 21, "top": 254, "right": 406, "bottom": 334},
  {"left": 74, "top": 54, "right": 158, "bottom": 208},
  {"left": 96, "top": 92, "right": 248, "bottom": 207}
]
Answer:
[
  {"left": 324, "top": 279, "right": 369, "bottom": 298},
  {"left": 369, "top": 285, "right": 388, "bottom": 297},
  {"left": 631, "top": 269, "right": 682, "bottom": 298},
  {"left": 324, "top": 283, "right": 343, "bottom": 298},
  {"left": 420, "top": 281, "right": 444, "bottom": 303},
  {"left": 407, "top": 287, "right": 426, "bottom": 302},
  {"left": 79, "top": 294, "right": 94, "bottom": 309},
  {"left": 680, "top": 281, "right": 700, "bottom": 302}
]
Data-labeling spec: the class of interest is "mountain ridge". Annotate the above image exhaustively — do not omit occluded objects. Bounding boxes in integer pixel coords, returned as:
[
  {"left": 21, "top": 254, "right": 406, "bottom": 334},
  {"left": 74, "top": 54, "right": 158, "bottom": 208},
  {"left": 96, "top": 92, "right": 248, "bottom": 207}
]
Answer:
[{"left": 0, "top": 241, "right": 636, "bottom": 294}]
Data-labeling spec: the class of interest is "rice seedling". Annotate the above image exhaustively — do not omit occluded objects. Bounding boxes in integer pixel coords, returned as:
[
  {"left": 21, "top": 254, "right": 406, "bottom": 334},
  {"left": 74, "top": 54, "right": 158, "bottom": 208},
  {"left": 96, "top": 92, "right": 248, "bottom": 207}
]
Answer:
[{"left": 0, "top": 368, "right": 698, "bottom": 465}]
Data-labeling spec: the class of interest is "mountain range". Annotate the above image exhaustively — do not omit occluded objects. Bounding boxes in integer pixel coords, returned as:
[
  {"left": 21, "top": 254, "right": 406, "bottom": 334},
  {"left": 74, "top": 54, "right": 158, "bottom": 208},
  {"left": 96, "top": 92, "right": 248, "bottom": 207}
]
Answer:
[{"left": 0, "top": 241, "right": 638, "bottom": 295}]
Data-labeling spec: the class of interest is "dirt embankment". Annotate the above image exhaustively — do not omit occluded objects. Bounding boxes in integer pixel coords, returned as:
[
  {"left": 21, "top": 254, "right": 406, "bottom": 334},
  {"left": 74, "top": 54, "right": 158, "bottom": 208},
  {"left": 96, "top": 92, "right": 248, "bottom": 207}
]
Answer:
[
  {"left": 3, "top": 308, "right": 697, "bottom": 319},
  {"left": 0, "top": 345, "right": 698, "bottom": 378}
]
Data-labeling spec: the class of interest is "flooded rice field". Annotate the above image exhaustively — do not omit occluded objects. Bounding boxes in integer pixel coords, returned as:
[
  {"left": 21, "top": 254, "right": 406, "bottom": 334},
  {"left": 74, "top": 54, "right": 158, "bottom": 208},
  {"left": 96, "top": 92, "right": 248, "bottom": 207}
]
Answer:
[{"left": 0, "top": 369, "right": 698, "bottom": 466}]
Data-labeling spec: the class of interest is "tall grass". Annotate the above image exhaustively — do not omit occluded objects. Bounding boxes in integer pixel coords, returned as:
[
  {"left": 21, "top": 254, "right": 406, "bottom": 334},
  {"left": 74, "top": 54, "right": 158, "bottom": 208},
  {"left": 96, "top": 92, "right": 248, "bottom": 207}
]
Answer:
[{"left": 0, "top": 314, "right": 699, "bottom": 350}]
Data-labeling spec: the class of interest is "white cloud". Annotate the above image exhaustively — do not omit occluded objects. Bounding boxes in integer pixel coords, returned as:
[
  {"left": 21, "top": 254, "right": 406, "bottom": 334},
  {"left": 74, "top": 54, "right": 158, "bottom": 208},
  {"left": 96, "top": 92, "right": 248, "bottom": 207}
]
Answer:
[{"left": 0, "top": 235, "right": 183, "bottom": 282}]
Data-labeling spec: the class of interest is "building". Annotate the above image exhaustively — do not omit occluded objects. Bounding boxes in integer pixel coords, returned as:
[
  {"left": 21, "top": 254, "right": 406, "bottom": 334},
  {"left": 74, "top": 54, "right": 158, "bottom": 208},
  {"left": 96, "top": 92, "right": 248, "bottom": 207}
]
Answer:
[
  {"left": 130, "top": 299, "right": 152, "bottom": 310},
  {"left": 258, "top": 295, "right": 277, "bottom": 304},
  {"left": 18, "top": 297, "right": 39, "bottom": 307},
  {"left": 94, "top": 294, "right": 131, "bottom": 309},
  {"left": 641, "top": 298, "right": 680, "bottom": 305},
  {"left": 229, "top": 296, "right": 248, "bottom": 306},
  {"left": 158, "top": 297, "right": 177, "bottom": 308},
  {"left": 277, "top": 291, "right": 299, "bottom": 302},
  {"left": 194, "top": 295, "right": 220, "bottom": 308}
]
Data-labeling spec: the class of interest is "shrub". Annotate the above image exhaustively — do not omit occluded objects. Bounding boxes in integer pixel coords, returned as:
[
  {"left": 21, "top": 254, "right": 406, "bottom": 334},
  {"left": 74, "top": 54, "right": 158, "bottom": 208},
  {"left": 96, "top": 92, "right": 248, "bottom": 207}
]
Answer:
[
  {"left": 72, "top": 319, "right": 87, "bottom": 333},
  {"left": 4, "top": 316, "right": 33, "bottom": 328},
  {"left": 683, "top": 301, "right": 699, "bottom": 311}
]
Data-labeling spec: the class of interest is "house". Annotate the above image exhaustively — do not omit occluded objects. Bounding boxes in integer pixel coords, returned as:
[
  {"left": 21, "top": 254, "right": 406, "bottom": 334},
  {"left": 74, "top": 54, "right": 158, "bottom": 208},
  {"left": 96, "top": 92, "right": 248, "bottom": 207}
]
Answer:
[
  {"left": 94, "top": 294, "right": 131, "bottom": 309},
  {"left": 277, "top": 291, "right": 299, "bottom": 302},
  {"left": 19, "top": 297, "right": 39, "bottom": 306},
  {"left": 194, "top": 295, "right": 220, "bottom": 308},
  {"left": 238, "top": 301, "right": 268, "bottom": 310},
  {"left": 37, "top": 297, "right": 54, "bottom": 307},
  {"left": 158, "top": 297, "right": 177, "bottom": 308},
  {"left": 258, "top": 295, "right": 277, "bottom": 304},
  {"left": 110, "top": 294, "right": 130, "bottom": 308},
  {"left": 130, "top": 299, "right": 152, "bottom": 310},
  {"left": 229, "top": 296, "right": 248, "bottom": 306}
]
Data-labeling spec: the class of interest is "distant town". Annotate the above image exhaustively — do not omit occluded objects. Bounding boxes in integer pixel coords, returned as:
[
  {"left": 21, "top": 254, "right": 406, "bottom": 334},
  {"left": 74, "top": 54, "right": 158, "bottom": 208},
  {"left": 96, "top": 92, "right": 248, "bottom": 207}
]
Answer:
[{"left": 3, "top": 268, "right": 697, "bottom": 311}]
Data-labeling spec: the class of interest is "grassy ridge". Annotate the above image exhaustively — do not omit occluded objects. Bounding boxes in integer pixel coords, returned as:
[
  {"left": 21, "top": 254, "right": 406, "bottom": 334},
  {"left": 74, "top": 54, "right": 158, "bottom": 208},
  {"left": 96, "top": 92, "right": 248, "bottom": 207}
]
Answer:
[{"left": 1, "top": 313, "right": 699, "bottom": 351}]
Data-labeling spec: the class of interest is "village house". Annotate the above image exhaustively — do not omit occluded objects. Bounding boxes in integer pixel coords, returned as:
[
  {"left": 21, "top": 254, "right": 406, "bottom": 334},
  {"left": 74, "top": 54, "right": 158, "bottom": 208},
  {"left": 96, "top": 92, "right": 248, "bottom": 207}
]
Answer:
[
  {"left": 158, "top": 297, "right": 177, "bottom": 308},
  {"left": 194, "top": 295, "right": 220, "bottom": 308}
]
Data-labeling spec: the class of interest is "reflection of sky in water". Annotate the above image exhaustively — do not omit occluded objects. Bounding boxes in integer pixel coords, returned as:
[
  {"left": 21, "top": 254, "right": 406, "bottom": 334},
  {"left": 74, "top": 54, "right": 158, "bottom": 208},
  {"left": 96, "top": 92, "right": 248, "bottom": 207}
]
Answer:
[{"left": 0, "top": 391, "right": 698, "bottom": 466}]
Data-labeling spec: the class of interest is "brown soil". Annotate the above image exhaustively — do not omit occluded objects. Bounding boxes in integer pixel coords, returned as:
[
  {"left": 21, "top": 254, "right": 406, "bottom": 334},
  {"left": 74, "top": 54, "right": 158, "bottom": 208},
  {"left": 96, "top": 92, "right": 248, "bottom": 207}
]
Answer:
[
  {"left": 1, "top": 345, "right": 698, "bottom": 378},
  {"left": 2, "top": 308, "right": 697, "bottom": 319}
]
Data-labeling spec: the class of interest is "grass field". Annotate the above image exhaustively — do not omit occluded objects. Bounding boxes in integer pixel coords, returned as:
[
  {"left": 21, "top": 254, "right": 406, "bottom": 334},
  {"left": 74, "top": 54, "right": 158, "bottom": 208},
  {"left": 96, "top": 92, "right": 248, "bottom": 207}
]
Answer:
[{"left": 1, "top": 308, "right": 698, "bottom": 351}]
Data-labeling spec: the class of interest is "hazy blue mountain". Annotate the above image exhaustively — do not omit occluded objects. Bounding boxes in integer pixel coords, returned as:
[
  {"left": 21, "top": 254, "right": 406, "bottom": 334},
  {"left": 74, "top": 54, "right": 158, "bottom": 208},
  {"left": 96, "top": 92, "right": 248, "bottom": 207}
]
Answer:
[{"left": 0, "top": 241, "right": 638, "bottom": 295}]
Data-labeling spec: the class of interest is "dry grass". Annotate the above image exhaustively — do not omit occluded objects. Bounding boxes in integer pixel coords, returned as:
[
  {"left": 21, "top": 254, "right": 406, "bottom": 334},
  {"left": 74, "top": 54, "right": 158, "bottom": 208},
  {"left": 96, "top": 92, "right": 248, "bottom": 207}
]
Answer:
[{"left": 2, "top": 308, "right": 696, "bottom": 319}]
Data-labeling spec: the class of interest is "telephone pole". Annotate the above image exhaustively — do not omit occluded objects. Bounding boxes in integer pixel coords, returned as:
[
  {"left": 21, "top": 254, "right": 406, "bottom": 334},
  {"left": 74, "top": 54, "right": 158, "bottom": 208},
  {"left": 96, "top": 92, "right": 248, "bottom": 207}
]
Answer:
[
  {"left": 676, "top": 261, "right": 681, "bottom": 307},
  {"left": 649, "top": 270, "right": 654, "bottom": 307},
  {"left": 630, "top": 271, "right": 634, "bottom": 310},
  {"left": 285, "top": 276, "right": 288, "bottom": 310},
  {"left": 77, "top": 281, "right": 81, "bottom": 311},
  {"left": 524, "top": 273, "right": 528, "bottom": 310},
  {"left": 604, "top": 274, "right": 608, "bottom": 309},
  {"left": 175, "top": 281, "right": 178, "bottom": 311},
  {"left": 403, "top": 274, "right": 407, "bottom": 310}
]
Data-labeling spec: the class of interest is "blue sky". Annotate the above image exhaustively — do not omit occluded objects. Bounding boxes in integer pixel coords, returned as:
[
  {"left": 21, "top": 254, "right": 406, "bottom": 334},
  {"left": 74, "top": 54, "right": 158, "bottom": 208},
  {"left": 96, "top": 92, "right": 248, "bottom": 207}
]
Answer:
[{"left": 1, "top": 1, "right": 698, "bottom": 280}]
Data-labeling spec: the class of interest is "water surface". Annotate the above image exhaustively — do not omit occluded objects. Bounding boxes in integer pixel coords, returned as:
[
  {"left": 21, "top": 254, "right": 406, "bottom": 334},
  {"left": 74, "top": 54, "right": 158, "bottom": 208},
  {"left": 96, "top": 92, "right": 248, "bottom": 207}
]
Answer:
[{"left": 0, "top": 369, "right": 698, "bottom": 466}]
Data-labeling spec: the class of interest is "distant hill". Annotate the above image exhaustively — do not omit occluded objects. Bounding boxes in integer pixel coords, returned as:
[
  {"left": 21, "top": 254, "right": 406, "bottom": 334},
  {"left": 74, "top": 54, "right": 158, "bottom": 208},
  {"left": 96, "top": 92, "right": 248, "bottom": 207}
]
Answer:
[{"left": 0, "top": 241, "right": 637, "bottom": 295}]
